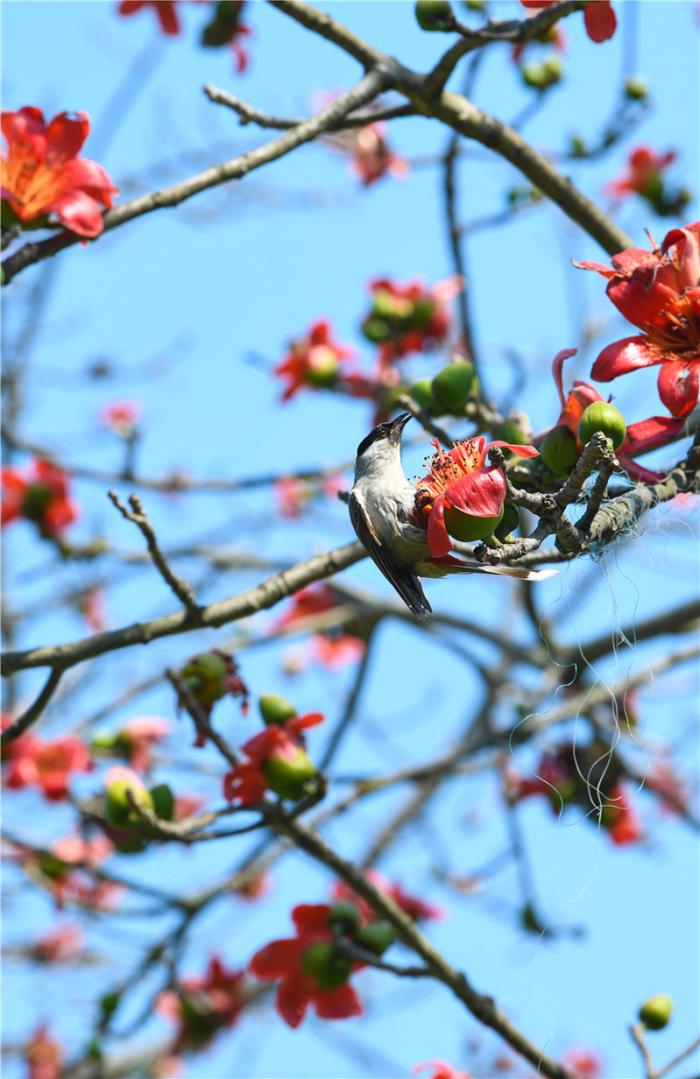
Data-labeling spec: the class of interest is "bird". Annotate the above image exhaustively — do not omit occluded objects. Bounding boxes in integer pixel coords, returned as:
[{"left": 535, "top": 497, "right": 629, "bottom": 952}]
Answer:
[{"left": 348, "top": 412, "right": 554, "bottom": 619}]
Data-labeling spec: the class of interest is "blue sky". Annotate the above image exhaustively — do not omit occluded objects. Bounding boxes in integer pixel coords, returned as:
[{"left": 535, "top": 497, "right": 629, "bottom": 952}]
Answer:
[{"left": 2, "top": 2, "right": 699, "bottom": 1078}]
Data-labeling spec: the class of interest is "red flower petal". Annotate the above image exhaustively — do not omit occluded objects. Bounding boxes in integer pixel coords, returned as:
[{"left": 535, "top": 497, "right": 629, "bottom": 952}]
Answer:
[
  {"left": 620, "top": 415, "right": 685, "bottom": 455},
  {"left": 62, "top": 158, "right": 118, "bottom": 207},
  {"left": 291, "top": 904, "right": 331, "bottom": 935},
  {"left": 583, "top": 1, "right": 617, "bottom": 43},
  {"left": 487, "top": 440, "right": 539, "bottom": 458},
  {"left": 276, "top": 975, "right": 311, "bottom": 1028},
  {"left": 426, "top": 497, "right": 453, "bottom": 559},
  {"left": 249, "top": 939, "right": 300, "bottom": 979},
  {"left": 444, "top": 468, "right": 506, "bottom": 518},
  {"left": 45, "top": 111, "right": 90, "bottom": 162},
  {"left": 314, "top": 982, "right": 364, "bottom": 1020},
  {"left": 551, "top": 348, "right": 579, "bottom": 408},
  {"left": 591, "top": 336, "right": 663, "bottom": 381},
  {"left": 657, "top": 361, "right": 699, "bottom": 418},
  {"left": 287, "top": 712, "right": 325, "bottom": 736},
  {"left": 52, "top": 189, "right": 105, "bottom": 238}
]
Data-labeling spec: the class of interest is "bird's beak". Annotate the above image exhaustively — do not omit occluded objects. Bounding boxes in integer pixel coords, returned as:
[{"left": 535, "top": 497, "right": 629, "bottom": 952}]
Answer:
[{"left": 389, "top": 411, "right": 413, "bottom": 443}]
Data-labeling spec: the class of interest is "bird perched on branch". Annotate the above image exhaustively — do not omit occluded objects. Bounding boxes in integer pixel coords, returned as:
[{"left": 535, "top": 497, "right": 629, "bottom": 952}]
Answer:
[{"left": 348, "top": 412, "right": 554, "bottom": 619}]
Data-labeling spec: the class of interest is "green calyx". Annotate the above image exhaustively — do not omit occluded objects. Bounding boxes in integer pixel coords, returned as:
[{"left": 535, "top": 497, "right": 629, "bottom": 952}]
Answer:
[
  {"left": 328, "top": 902, "right": 362, "bottom": 937},
  {"left": 444, "top": 504, "right": 504, "bottom": 543},
  {"left": 431, "top": 360, "right": 476, "bottom": 414},
  {"left": 638, "top": 993, "right": 673, "bottom": 1031},
  {"left": 540, "top": 425, "right": 578, "bottom": 476},
  {"left": 105, "top": 775, "right": 154, "bottom": 829},
  {"left": 415, "top": 0, "right": 454, "bottom": 31},
  {"left": 301, "top": 941, "right": 352, "bottom": 990},
  {"left": 262, "top": 747, "right": 317, "bottom": 801},
  {"left": 354, "top": 921, "right": 396, "bottom": 956},
  {"left": 578, "top": 402, "right": 627, "bottom": 450},
  {"left": 180, "top": 652, "right": 230, "bottom": 707}
]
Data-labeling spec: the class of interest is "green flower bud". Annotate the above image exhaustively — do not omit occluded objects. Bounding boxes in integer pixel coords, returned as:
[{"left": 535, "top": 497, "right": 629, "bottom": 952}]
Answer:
[
  {"left": 262, "top": 747, "right": 317, "bottom": 801},
  {"left": 259, "top": 694, "right": 297, "bottom": 726},
  {"left": 569, "top": 134, "right": 588, "bottom": 158},
  {"left": 624, "top": 76, "right": 649, "bottom": 102},
  {"left": 410, "top": 378, "right": 437, "bottom": 414},
  {"left": 639, "top": 994, "right": 673, "bottom": 1031},
  {"left": 180, "top": 652, "right": 230, "bottom": 708},
  {"left": 306, "top": 346, "right": 339, "bottom": 388},
  {"left": 361, "top": 315, "right": 391, "bottom": 343},
  {"left": 496, "top": 411, "right": 532, "bottom": 447},
  {"left": 578, "top": 402, "right": 627, "bottom": 450},
  {"left": 149, "top": 783, "right": 175, "bottom": 822},
  {"left": 540, "top": 425, "right": 578, "bottom": 475},
  {"left": 494, "top": 502, "right": 520, "bottom": 541},
  {"left": 355, "top": 921, "right": 397, "bottom": 956},
  {"left": 301, "top": 942, "right": 352, "bottom": 990},
  {"left": 105, "top": 768, "right": 154, "bottom": 828},
  {"left": 328, "top": 902, "right": 362, "bottom": 936},
  {"left": 431, "top": 360, "right": 476, "bottom": 413},
  {"left": 415, "top": 0, "right": 454, "bottom": 31}
]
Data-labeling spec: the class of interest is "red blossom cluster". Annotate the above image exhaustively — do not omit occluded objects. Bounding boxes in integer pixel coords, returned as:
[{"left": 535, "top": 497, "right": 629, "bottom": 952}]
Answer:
[
  {"left": 6, "top": 833, "right": 121, "bottom": 911},
  {"left": 274, "top": 473, "right": 345, "bottom": 519},
  {"left": 1, "top": 458, "right": 79, "bottom": 538},
  {"left": 332, "top": 870, "right": 444, "bottom": 923},
  {"left": 508, "top": 744, "right": 644, "bottom": 846},
  {"left": 273, "top": 318, "right": 356, "bottom": 400},
  {"left": 99, "top": 399, "right": 143, "bottom": 438},
  {"left": 562, "top": 1047, "right": 603, "bottom": 1079},
  {"left": 578, "top": 220, "right": 700, "bottom": 420},
  {"left": 362, "top": 276, "right": 461, "bottom": 366},
  {"left": 1, "top": 107, "right": 116, "bottom": 237},
  {"left": 605, "top": 145, "right": 690, "bottom": 219},
  {"left": 176, "top": 649, "right": 249, "bottom": 744},
  {"left": 157, "top": 956, "right": 247, "bottom": 1051},
  {"left": 26, "top": 1023, "right": 63, "bottom": 1079},
  {"left": 520, "top": 0, "right": 616, "bottom": 44},
  {"left": 3, "top": 732, "right": 92, "bottom": 801},
  {"left": 348, "top": 121, "right": 409, "bottom": 187},
  {"left": 91, "top": 716, "right": 171, "bottom": 774}
]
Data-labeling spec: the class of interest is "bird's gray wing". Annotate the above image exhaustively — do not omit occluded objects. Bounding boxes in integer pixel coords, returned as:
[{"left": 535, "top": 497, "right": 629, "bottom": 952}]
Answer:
[{"left": 348, "top": 489, "right": 432, "bottom": 620}]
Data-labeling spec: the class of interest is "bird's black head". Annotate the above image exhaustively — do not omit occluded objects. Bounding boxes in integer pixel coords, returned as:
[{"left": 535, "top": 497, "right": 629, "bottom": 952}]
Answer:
[{"left": 356, "top": 412, "right": 412, "bottom": 458}]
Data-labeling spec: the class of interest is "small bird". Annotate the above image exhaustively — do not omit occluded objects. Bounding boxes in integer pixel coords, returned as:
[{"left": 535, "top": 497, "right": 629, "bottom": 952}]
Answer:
[{"left": 348, "top": 412, "right": 553, "bottom": 619}]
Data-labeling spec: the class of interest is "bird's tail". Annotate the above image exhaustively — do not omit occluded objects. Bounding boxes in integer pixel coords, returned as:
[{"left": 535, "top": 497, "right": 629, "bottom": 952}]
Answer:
[{"left": 425, "top": 554, "right": 557, "bottom": 583}]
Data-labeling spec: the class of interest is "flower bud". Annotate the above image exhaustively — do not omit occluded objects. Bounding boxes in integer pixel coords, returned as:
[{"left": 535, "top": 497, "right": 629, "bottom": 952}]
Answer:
[
  {"left": 444, "top": 504, "right": 504, "bottom": 543},
  {"left": 104, "top": 767, "right": 154, "bottom": 828},
  {"left": 497, "top": 411, "right": 532, "bottom": 447},
  {"left": 301, "top": 942, "right": 352, "bottom": 990},
  {"left": 578, "top": 402, "right": 626, "bottom": 450},
  {"left": 262, "top": 747, "right": 317, "bottom": 801},
  {"left": 306, "top": 346, "right": 339, "bottom": 388},
  {"left": 431, "top": 360, "right": 476, "bottom": 413},
  {"left": 259, "top": 694, "right": 297, "bottom": 726},
  {"left": 373, "top": 288, "right": 412, "bottom": 321},
  {"left": 180, "top": 652, "right": 231, "bottom": 708},
  {"left": 624, "top": 76, "right": 649, "bottom": 102},
  {"left": 355, "top": 921, "right": 397, "bottom": 956},
  {"left": 522, "top": 56, "right": 563, "bottom": 91},
  {"left": 639, "top": 993, "right": 673, "bottom": 1031},
  {"left": 415, "top": 0, "right": 454, "bottom": 31},
  {"left": 410, "top": 378, "right": 438, "bottom": 414},
  {"left": 540, "top": 425, "right": 578, "bottom": 475},
  {"left": 149, "top": 783, "right": 175, "bottom": 822},
  {"left": 494, "top": 502, "right": 520, "bottom": 541},
  {"left": 328, "top": 902, "right": 362, "bottom": 936},
  {"left": 361, "top": 315, "right": 391, "bottom": 343}
]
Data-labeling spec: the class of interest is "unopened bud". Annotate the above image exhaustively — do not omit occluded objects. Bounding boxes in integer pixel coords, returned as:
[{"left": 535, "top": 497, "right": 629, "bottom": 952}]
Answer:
[
  {"left": 354, "top": 921, "right": 397, "bottom": 956},
  {"left": 639, "top": 994, "right": 673, "bottom": 1031},
  {"left": 301, "top": 942, "right": 352, "bottom": 990},
  {"left": 262, "top": 746, "right": 317, "bottom": 801},
  {"left": 415, "top": 0, "right": 454, "bottom": 32},
  {"left": 578, "top": 402, "right": 626, "bottom": 450},
  {"left": 431, "top": 360, "right": 476, "bottom": 413},
  {"left": 540, "top": 425, "right": 578, "bottom": 475},
  {"left": 259, "top": 694, "right": 297, "bottom": 726}
]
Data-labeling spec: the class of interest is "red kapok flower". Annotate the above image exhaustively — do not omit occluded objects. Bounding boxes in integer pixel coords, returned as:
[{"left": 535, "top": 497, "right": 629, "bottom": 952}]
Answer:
[
  {"left": 274, "top": 583, "right": 367, "bottom": 671},
  {"left": 1, "top": 458, "right": 79, "bottom": 537},
  {"left": 32, "top": 923, "right": 84, "bottom": 962},
  {"left": 1, "top": 107, "right": 117, "bottom": 237},
  {"left": 603, "top": 783, "right": 644, "bottom": 845},
  {"left": 274, "top": 319, "right": 355, "bottom": 401},
  {"left": 606, "top": 146, "right": 677, "bottom": 200},
  {"left": 577, "top": 222, "right": 700, "bottom": 418},
  {"left": 26, "top": 1023, "right": 63, "bottom": 1079},
  {"left": 562, "top": 1047, "right": 603, "bottom": 1079},
  {"left": 350, "top": 122, "right": 409, "bottom": 187},
  {"left": 519, "top": 1, "right": 616, "bottom": 43},
  {"left": 223, "top": 711, "right": 324, "bottom": 805},
  {"left": 12, "top": 832, "right": 120, "bottom": 911},
  {"left": 415, "top": 437, "right": 538, "bottom": 557},
  {"left": 201, "top": 1, "right": 252, "bottom": 73},
  {"left": 249, "top": 903, "right": 363, "bottom": 1028},
  {"left": 332, "top": 870, "right": 443, "bottom": 924},
  {"left": 117, "top": 0, "right": 181, "bottom": 35},
  {"left": 3, "top": 733, "right": 92, "bottom": 801},
  {"left": 99, "top": 400, "right": 142, "bottom": 437},
  {"left": 156, "top": 956, "right": 247, "bottom": 1051},
  {"left": 363, "top": 276, "right": 461, "bottom": 366},
  {"left": 414, "top": 1062, "right": 472, "bottom": 1079}
]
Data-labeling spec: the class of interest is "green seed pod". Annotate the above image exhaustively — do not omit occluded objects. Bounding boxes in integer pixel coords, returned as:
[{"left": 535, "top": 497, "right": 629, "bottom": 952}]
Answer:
[
  {"left": 259, "top": 694, "right": 297, "bottom": 726},
  {"left": 431, "top": 360, "right": 476, "bottom": 414},
  {"left": 180, "top": 652, "right": 230, "bottom": 708},
  {"left": 355, "top": 921, "right": 397, "bottom": 956},
  {"left": 578, "top": 402, "right": 627, "bottom": 450},
  {"left": 262, "top": 747, "right": 317, "bottom": 801},
  {"left": 301, "top": 942, "right": 352, "bottom": 990},
  {"left": 540, "top": 425, "right": 578, "bottom": 476},
  {"left": 639, "top": 994, "right": 673, "bottom": 1031},
  {"left": 410, "top": 378, "right": 437, "bottom": 414},
  {"left": 415, "top": 0, "right": 454, "bottom": 31}
]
